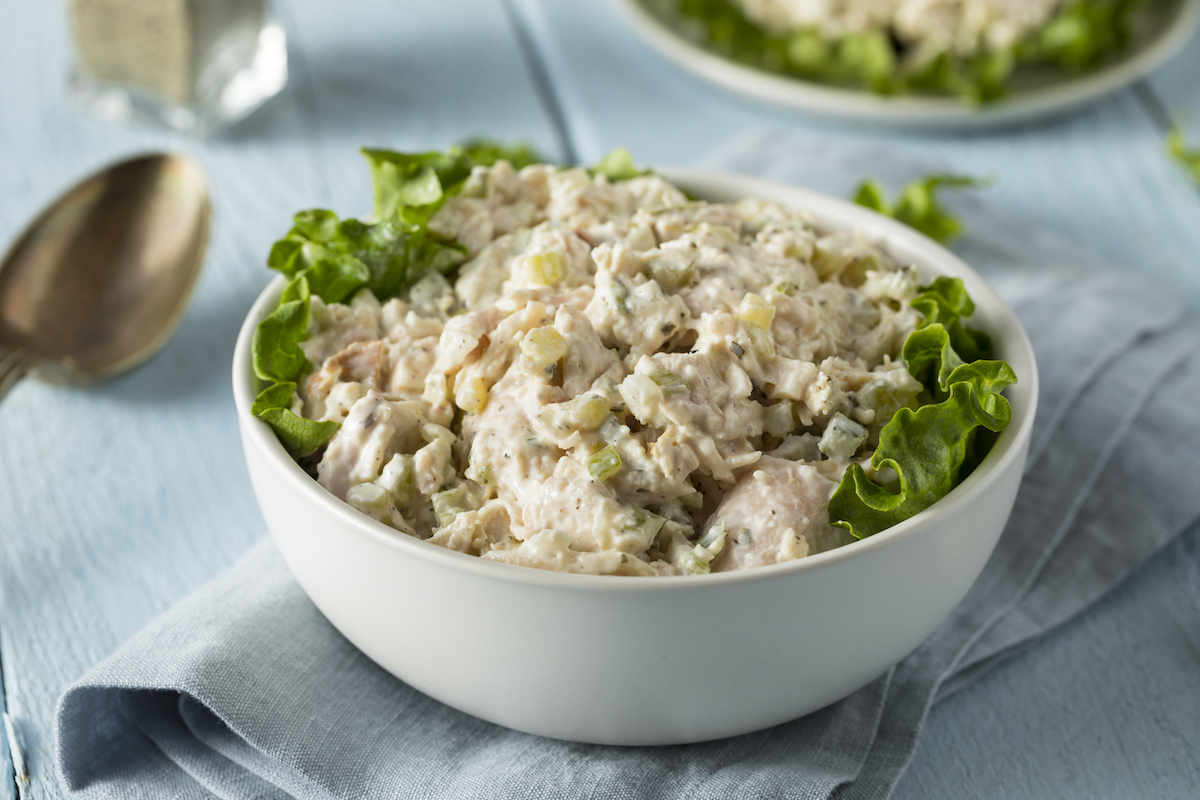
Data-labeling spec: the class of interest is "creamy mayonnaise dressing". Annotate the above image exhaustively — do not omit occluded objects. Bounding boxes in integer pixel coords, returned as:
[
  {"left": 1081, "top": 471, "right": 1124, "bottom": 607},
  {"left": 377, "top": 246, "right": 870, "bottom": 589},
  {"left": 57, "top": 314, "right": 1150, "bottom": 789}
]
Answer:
[{"left": 291, "top": 161, "right": 926, "bottom": 576}]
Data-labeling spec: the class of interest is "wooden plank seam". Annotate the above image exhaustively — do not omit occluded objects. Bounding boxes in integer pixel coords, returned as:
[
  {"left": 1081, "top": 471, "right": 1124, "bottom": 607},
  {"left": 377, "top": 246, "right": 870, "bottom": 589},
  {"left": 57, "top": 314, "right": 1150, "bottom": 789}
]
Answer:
[
  {"left": 1, "top": 630, "right": 21, "bottom": 800},
  {"left": 1, "top": 714, "right": 24, "bottom": 800},
  {"left": 498, "top": 0, "right": 578, "bottom": 165}
]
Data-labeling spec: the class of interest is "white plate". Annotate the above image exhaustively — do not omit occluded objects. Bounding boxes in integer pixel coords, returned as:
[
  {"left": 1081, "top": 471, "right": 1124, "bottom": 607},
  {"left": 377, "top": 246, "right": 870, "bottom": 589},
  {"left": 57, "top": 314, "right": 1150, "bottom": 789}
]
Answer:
[{"left": 617, "top": 0, "right": 1200, "bottom": 129}]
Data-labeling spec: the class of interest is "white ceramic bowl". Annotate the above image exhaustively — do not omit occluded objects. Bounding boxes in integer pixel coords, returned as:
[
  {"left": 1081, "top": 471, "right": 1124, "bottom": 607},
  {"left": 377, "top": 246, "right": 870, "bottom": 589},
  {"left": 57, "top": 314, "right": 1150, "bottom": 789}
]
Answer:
[
  {"left": 233, "top": 169, "right": 1038, "bottom": 746},
  {"left": 616, "top": 0, "right": 1200, "bottom": 129}
]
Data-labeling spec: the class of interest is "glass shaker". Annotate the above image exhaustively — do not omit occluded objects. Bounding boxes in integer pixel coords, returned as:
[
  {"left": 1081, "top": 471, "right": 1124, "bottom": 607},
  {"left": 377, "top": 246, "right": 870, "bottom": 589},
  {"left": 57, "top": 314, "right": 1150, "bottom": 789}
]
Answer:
[{"left": 67, "top": 0, "right": 287, "bottom": 134}]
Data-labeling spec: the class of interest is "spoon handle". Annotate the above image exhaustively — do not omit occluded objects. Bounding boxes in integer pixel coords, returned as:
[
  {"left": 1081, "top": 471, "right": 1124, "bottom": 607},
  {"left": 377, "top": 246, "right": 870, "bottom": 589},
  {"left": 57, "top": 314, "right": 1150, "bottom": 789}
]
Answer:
[{"left": 0, "top": 346, "right": 35, "bottom": 403}]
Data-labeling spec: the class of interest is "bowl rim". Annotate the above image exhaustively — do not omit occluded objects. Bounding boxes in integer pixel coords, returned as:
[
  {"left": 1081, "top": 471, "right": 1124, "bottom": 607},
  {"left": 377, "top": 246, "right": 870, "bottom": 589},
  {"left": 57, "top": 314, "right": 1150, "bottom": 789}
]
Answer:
[
  {"left": 613, "top": 0, "right": 1200, "bottom": 130},
  {"left": 232, "top": 167, "right": 1039, "bottom": 593}
]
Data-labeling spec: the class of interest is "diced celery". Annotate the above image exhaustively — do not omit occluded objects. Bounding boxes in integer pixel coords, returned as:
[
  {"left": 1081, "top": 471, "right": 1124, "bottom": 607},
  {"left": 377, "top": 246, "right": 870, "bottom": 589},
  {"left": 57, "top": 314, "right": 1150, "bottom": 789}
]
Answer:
[
  {"left": 420, "top": 421, "right": 456, "bottom": 447},
  {"left": 570, "top": 393, "right": 612, "bottom": 430},
  {"left": 858, "top": 378, "right": 899, "bottom": 417},
  {"left": 698, "top": 521, "right": 726, "bottom": 551},
  {"left": 764, "top": 403, "right": 794, "bottom": 438},
  {"left": 737, "top": 293, "right": 776, "bottom": 330},
  {"left": 597, "top": 415, "right": 624, "bottom": 445},
  {"left": 593, "top": 375, "right": 626, "bottom": 414},
  {"left": 645, "top": 253, "right": 695, "bottom": 291},
  {"left": 650, "top": 527, "right": 667, "bottom": 554},
  {"left": 346, "top": 484, "right": 394, "bottom": 522},
  {"left": 818, "top": 413, "right": 869, "bottom": 462},
  {"left": 618, "top": 373, "right": 663, "bottom": 421},
  {"left": 858, "top": 369, "right": 921, "bottom": 419},
  {"left": 841, "top": 254, "right": 882, "bottom": 288},
  {"left": 469, "top": 463, "right": 493, "bottom": 487},
  {"left": 787, "top": 29, "right": 828, "bottom": 70},
  {"left": 648, "top": 369, "right": 690, "bottom": 397},
  {"left": 680, "top": 491, "right": 703, "bottom": 509},
  {"left": 407, "top": 271, "right": 454, "bottom": 318},
  {"left": 587, "top": 445, "right": 622, "bottom": 481},
  {"left": 611, "top": 279, "right": 631, "bottom": 314},
  {"left": 432, "top": 485, "right": 472, "bottom": 527},
  {"left": 769, "top": 433, "right": 822, "bottom": 462},
  {"left": 702, "top": 530, "right": 727, "bottom": 559},
  {"left": 377, "top": 454, "right": 417, "bottom": 505},
  {"left": 624, "top": 506, "right": 668, "bottom": 540},
  {"left": 455, "top": 377, "right": 489, "bottom": 414},
  {"left": 527, "top": 251, "right": 566, "bottom": 285},
  {"left": 520, "top": 326, "right": 568, "bottom": 372},
  {"left": 674, "top": 522, "right": 726, "bottom": 575},
  {"left": 415, "top": 439, "right": 456, "bottom": 496},
  {"left": 812, "top": 236, "right": 849, "bottom": 279},
  {"left": 536, "top": 393, "right": 612, "bottom": 440},
  {"left": 652, "top": 500, "right": 693, "bottom": 528},
  {"left": 746, "top": 324, "right": 776, "bottom": 360}
]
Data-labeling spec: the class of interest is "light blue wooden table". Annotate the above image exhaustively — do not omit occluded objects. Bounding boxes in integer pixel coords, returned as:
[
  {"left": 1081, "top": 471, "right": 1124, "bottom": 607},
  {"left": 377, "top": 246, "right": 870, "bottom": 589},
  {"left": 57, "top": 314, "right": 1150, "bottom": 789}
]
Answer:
[{"left": 2, "top": 1, "right": 1199, "bottom": 798}]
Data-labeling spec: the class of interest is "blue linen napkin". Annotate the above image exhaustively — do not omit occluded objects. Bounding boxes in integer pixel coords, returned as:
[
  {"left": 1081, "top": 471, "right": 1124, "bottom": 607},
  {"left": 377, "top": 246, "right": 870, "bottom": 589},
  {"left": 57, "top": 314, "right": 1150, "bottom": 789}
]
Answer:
[{"left": 56, "top": 134, "right": 1200, "bottom": 799}]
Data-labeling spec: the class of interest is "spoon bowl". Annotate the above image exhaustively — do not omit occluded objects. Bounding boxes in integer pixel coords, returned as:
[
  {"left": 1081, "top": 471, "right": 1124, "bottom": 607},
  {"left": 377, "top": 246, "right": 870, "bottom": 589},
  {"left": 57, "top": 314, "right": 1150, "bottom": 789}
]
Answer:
[{"left": 0, "top": 153, "right": 210, "bottom": 398}]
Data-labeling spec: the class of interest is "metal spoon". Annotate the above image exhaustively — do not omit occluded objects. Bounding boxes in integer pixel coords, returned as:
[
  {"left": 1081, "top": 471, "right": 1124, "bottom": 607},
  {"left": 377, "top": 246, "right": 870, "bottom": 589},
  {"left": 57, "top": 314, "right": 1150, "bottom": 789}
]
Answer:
[{"left": 0, "top": 153, "right": 210, "bottom": 402}]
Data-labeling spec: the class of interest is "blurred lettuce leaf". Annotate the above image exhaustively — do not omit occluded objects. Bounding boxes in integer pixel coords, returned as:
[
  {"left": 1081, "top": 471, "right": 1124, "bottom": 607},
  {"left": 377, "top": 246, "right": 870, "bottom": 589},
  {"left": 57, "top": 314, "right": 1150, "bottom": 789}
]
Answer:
[
  {"left": 853, "top": 174, "right": 988, "bottom": 243},
  {"left": 459, "top": 139, "right": 545, "bottom": 170},
  {"left": 1167, "top": 120, "right": 1200, "bottom": 186},
  {"left": 590, "top": 148, "right": 650, "bottom": 182},
  {"left": 1019, "top": 0, "right": 1137, "bottom": 70}
]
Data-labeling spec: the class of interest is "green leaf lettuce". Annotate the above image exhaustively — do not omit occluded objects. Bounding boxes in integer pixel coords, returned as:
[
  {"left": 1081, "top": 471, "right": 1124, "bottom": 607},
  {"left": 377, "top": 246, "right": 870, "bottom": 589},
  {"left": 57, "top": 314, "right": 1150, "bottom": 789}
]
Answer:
[
  {"left": 252, "top": 297, "right": 309, "bottom": 383},
  {"left": 909, "top": 276, "right": 993, "bottom": 364},
  {"left": 829, "top": 279, "right": 1016, "bottom": 539},
  {"left": 251, "top": 141, "right": 547, "bottom": 457},
  {"left": 251, "top": 381, "right": 341, "bottom": 457}
]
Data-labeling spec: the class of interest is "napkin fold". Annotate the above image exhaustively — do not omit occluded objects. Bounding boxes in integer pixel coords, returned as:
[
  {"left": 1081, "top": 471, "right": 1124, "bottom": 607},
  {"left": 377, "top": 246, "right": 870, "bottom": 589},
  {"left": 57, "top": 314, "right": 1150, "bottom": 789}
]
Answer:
[{"left": 56, "top": 134, "right": 1200, "bottom": 800}]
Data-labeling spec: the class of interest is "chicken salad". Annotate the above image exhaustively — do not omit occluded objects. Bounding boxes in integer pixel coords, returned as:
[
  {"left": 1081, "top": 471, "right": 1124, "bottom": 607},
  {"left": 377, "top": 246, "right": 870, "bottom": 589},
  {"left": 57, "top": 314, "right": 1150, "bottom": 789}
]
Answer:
[{"left": 250, "top": 145, "right": 1015, "bottom": 576}]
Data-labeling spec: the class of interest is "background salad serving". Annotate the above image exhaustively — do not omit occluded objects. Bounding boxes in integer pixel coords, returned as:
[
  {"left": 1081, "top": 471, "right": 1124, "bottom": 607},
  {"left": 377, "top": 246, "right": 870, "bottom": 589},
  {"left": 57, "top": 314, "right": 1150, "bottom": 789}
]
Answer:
[{"left": 672, "top": 0, "right": 1142, "bottom": 101}]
